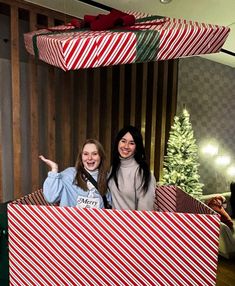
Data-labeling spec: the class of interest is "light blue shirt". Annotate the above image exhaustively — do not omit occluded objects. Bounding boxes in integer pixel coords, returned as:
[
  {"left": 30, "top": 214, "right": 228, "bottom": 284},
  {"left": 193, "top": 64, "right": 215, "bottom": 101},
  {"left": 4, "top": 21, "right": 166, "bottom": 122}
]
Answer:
[{"left": 43, "top": 167, "right": 111, "bottom": 208}]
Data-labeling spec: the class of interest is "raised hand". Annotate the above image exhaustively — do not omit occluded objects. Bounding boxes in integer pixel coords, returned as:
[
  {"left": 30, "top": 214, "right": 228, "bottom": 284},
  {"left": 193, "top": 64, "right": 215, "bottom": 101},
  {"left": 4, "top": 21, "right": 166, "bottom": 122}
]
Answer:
[{"left": 39, "top": 155, "right": 58, "bottom": 172}]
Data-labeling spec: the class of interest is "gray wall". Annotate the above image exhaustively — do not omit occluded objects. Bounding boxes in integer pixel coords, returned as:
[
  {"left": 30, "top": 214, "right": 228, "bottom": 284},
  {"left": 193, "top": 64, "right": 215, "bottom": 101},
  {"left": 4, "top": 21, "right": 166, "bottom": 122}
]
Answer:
[{"left": 177, "top": 56, "right": 235, "bottom": 195}]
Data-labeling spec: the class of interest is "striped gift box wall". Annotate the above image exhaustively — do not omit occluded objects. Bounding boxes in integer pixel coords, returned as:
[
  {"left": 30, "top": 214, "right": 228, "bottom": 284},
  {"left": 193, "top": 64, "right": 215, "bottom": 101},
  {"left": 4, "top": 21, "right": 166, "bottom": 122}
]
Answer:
[
  {"left": 8, "top": 187, "right": 220, "bottom": 286},
  {"left": 13, "top": 189, "right": 51, "bottom": 206},
  {"left": 155, "top": 185, "right": 216, "bottom": 215}
]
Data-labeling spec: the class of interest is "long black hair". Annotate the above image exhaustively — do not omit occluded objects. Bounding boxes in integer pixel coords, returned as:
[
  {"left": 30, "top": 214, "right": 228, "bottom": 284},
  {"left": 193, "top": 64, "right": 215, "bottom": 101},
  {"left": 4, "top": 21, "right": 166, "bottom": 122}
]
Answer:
[{"left": 108, "top": 125, "right": 150, "bottom": 192}]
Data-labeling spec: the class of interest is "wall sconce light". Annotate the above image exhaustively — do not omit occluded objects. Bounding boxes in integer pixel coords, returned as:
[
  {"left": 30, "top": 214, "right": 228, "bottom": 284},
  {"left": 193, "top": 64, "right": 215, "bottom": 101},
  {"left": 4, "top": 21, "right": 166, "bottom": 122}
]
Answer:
[
  {"left": 227, "top": 166, "right": 235, "bottom": 177},
  {"left": 160, "top": 0, "right": 172, "bottom": 3},
  {"left": 215, "top": 155, "right": 231, "bottom": 166},
  {"left": 201, "top": 144, "right": 218, "bottom": 156}
]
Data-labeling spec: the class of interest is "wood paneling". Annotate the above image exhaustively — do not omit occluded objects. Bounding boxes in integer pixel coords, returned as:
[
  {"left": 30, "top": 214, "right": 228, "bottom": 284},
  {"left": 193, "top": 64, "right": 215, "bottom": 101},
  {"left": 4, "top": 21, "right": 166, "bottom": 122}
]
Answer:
[
  {"left": 0, "top": 0, "right": 178, "bottom": 202},
  {"left": 47, "top": 17, "right": 56, "bottom": 160},
  {"left": 11, "top": 5, "right": 21, "bottom": 199},
  {"left": 62, "top": 71, "right": 73, "bottom": 168},
  {"left": 118, "top": 65, "right": 125, "bottom": 130},
  {"left": 47, "top": 66, "right": 56, "bottom": 159},
  {"left": 75, "top": 69, "right": 88, "bottom": 152},
  {"left": 99, "top": 66, "right": 112, "bottom": 164},
  {"left": 135, "top": 63, "right": 144, "bottom": 131},
  {"left": 90, "top": 68, "right": 100, "bottom": 139},
  {"left": 145, "top": 62, "right": 155, "bottom": 165},
  {"left": 140, "top": 62, "right": 148, "bottom": 146},
  {"left": 150, "top": 63, "right": 158, "bottom": 172},
  {"left": 29, "top": 10, "right": 39, "bottom": 192},
  {"left": 216, "top": 256, "right": 235, "bottom": 286},
  {"left": 154, "top": 61, "right": 168, "bottom": 180},
  {"left": 130, "top": 63, "right": 136, "bottom": 126}
]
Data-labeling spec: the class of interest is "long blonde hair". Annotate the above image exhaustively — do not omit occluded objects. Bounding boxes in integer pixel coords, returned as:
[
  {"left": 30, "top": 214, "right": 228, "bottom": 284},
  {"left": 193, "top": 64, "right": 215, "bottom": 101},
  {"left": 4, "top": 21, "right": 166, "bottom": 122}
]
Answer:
[{"left": 74, "top": 139, "right": 108, "bottom": 196}]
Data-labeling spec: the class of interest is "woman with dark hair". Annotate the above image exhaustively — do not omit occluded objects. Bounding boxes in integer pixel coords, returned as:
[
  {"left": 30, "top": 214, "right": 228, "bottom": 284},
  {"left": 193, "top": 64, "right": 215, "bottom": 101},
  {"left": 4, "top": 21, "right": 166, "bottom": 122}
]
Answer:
[
  {"left": 108, "top": 125, "right": 156, "bottom": 210},
  {"left": 40, "top": 139, "right": 111, "bottom": 208}
]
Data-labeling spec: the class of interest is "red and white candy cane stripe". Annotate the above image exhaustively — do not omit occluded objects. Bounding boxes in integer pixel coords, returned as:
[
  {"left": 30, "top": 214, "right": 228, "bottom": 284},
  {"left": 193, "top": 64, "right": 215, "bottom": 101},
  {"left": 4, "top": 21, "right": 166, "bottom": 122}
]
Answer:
[
  {"left": 24, "top": 11, "right": 230, "bottom": 71},
  {"left": 14, "top": 189, "right": 49, "bottom": 205},
  {"left": 155, "top": 185, "right": 216, "bottom": 215},
  {"left": 8, "top": 198, "right": 220, "bottom": 286},
  {"left": 97, "top": 32, "right": 137, "bottom": 67},
  {"left": 156, "top": 21, "right": 229, "bottom": 60},
  {"left": 155, "top": 185, "right": 177, "bottom": 212}
]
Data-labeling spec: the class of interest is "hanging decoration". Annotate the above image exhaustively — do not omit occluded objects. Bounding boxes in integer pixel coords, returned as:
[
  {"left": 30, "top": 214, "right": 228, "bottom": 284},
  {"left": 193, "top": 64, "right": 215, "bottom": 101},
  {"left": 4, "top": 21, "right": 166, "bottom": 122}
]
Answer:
[{"left": 24, "top": 10, "right": 230, "bottom": 71}]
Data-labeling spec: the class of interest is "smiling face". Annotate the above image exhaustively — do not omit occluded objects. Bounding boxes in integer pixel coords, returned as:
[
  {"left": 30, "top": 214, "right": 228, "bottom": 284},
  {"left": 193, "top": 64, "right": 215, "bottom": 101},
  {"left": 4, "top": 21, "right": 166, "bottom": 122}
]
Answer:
[
  {"left": 118, "top": 132, "right": 136, "bottom": 158},
  {"left": 82, "top": 143, "right": 101, "bottom": 171}
]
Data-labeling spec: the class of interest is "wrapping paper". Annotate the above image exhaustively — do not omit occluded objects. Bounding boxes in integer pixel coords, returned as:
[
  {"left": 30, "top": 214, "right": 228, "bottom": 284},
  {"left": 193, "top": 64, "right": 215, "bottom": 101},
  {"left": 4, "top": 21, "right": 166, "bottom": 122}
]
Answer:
[
  {"left": 24, "top": 11, "right": 230, "bottom": 71},
  {"left": 8, "top": 186, "right": 220, "bottom": 286}
]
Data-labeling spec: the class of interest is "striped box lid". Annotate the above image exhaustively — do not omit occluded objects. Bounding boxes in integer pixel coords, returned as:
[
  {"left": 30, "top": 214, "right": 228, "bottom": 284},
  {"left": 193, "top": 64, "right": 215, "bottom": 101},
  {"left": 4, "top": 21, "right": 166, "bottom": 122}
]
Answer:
[{"left": 23, "top": 11, "right": 230, "bottom": 71}]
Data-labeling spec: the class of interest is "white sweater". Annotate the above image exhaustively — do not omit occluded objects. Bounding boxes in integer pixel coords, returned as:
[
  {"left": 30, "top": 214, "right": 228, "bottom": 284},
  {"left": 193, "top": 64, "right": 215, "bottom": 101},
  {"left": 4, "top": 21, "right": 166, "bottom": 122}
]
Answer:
[{"left": 108, "top": 156, "right": 156, "bottom": 210}]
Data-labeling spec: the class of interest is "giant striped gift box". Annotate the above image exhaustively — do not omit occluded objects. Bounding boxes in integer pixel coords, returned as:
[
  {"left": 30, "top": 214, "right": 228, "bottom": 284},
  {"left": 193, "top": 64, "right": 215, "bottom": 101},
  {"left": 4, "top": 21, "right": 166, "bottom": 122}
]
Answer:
[
  {"left": 8, "top": 186, "right": 220, "bottom": 286},
  {"left": 23, "top": 11, "right": 230, "bottom": 71}
]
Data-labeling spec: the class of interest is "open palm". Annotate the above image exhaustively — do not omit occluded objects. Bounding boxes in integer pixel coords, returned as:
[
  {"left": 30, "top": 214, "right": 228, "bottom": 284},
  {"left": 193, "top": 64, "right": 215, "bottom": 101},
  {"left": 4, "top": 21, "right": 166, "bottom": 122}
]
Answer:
[{"left": 39, "top": 155, "right": 58, "bottom": 172}]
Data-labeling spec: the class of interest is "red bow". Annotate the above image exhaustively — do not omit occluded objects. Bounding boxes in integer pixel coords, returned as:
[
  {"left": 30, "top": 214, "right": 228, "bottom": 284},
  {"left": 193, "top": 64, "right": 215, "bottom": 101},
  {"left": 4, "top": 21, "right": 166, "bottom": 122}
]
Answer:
[{"left": 71, "top": 9, "right": 136, "bottom": 31}]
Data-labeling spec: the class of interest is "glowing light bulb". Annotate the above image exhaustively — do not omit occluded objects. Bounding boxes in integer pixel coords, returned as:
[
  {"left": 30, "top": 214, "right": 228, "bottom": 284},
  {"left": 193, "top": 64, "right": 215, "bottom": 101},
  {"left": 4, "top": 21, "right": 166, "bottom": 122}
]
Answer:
[
  {"left": 215, "top": 155, "right": 231, "bottom": 166},
  {"left": 227, "top": 166, "right": 235, "bottom": 176},
  {"left": 201, "top": 144, "right": 218, "bottom": 156},
  {"left": 160, "top": 0, "right": 172, "bottom": 3}
]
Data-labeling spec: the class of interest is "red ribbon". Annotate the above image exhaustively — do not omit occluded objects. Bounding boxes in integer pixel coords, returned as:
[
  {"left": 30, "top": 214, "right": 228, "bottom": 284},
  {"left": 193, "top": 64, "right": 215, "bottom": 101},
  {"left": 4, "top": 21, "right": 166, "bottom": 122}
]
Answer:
[{"left": 71, "top": 9, "right": 136, "bottom": 31}]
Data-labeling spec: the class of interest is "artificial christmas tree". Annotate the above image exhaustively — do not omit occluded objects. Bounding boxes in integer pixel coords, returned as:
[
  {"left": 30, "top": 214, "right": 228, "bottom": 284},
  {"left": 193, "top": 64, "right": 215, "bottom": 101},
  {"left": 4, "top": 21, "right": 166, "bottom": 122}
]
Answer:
[{"left": 161, "top": 109, "right": 203, "bottom": 199}]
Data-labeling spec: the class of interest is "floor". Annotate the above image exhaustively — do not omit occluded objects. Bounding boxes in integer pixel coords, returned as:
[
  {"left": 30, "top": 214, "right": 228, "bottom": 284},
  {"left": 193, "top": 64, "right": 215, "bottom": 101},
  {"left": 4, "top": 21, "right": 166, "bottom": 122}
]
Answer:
[{"left": 216, "top": 255, "right": 235, "bottom": 286}]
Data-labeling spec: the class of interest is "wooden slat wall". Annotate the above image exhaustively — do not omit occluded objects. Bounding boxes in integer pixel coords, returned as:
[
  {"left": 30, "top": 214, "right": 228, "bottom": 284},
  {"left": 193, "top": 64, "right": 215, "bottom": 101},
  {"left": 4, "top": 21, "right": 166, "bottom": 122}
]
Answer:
[
  {"left": 0, "top": 0, "right": 178, "bottom": 202},
  {"left": 11, "top": 5, "right": 21, "bottom": 199},
  {"left": 29, "top": 10, "right": 38, "bottom": 193},
  {"left": 46, "top": 17, "right": 56, "bottom": 161}
]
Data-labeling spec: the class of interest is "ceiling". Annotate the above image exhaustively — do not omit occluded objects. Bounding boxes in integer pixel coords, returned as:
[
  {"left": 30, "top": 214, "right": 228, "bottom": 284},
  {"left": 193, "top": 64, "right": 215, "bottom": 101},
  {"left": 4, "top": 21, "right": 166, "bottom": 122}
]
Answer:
[{"left": 25, "top": 0, "right": 235, "bottom": 68}]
